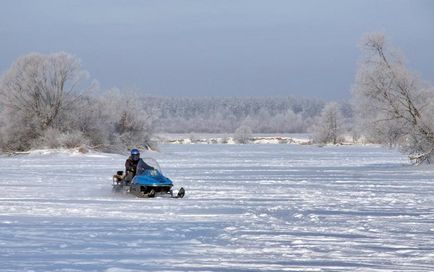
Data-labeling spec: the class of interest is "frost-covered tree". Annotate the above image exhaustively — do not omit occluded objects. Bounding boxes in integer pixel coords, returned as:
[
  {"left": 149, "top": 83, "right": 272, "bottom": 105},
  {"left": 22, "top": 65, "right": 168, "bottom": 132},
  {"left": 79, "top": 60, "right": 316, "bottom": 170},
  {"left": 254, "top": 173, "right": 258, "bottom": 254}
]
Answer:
[
  {"left": 311, "top": 102, "right": 344, "bottom": 144},
  {"left": 96, "top": 89, "right": 160, "bottom": 151},
  {"left": 0, "top": 52, "right": 159, "bottom": 153},
  {"left": 234, "top": 125, "right": 252, "bottom": 144},
  {"left": 353, "top": 33, "right": 434, "bottom": 163},
  {"left": 0, "top": 52, "right": 92, "bottom": 151}
]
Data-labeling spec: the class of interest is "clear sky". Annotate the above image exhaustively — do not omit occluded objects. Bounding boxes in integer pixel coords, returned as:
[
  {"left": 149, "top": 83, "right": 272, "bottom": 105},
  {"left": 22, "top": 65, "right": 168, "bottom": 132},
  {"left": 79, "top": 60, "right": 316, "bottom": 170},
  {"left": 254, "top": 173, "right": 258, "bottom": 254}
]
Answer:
[{"left": 1, "top": 0, "right": 433, "bottom": 100}]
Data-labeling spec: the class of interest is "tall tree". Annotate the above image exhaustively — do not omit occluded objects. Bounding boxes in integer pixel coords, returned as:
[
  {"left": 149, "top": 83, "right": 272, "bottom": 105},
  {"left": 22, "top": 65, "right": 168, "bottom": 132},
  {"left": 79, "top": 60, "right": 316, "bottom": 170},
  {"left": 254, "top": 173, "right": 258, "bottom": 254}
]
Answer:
[
  {"left": 353, "top": 33, "right": 434, "bottom": 163},
  {"left": 0, "top": 52, "right": 89, "bottom": 129}
]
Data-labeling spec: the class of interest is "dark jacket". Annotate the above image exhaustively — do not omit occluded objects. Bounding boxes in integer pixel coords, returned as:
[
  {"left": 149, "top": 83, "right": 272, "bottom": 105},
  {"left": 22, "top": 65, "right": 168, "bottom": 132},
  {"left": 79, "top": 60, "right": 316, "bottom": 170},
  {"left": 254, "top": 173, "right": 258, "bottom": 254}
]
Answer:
[
  {"left": 125, "top": 157, "right": 154, "bottom": 177},
  {"left": 125, "top": 156, "right": 140, "bottom": 176}
]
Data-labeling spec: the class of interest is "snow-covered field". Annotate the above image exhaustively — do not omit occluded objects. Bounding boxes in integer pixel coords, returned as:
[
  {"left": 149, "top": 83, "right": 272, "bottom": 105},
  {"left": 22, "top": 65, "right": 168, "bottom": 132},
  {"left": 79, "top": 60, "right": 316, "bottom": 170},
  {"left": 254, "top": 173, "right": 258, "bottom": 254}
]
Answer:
[{"left": 1, "top": 144, "right": 434, "bottom": 271}]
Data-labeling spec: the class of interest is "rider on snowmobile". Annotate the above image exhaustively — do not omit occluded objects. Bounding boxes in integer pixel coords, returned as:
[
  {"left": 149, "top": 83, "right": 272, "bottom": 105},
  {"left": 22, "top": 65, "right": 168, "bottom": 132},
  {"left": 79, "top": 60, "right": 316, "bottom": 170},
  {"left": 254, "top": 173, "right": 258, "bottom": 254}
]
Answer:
[{"left": 124, "top": 148, "right": 154, "bottom": 183}]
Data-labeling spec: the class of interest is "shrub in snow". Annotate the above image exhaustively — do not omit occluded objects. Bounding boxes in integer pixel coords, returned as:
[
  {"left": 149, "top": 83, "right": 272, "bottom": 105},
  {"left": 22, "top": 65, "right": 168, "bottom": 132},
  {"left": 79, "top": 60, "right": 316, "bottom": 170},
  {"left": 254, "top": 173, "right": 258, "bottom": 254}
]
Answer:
[
  {"left": 234, "top": 125, "right": 252, "bottom": 144},
  {"left": 0, "top": 117, "right": 39, "bottom": 152},
  {"left": 188, "top": 133, "right": 199, "bottom": 143},
  {"left": 59, "top": 131, "right": 88, "bottom": 148},
  {"left": 311, "top": 102, "right": 345, "bottom": 144},
  {"left": 32, "top": 128, "right": 88, "bottom": 149},
  {"left": 35, "top": 128, "right": 62, "bottom": 148},
  {"left": 221, "top": 137, "right": 229, "bottom": 144},
  {"left": 93, "top": 89, "right": 157, "bottom": 152}
]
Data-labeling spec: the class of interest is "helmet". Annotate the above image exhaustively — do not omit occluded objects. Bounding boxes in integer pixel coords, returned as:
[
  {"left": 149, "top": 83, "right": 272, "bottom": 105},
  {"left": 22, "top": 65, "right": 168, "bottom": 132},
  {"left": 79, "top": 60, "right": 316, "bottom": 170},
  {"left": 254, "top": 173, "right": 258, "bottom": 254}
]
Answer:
[{"left": 130, "top": 148, "right": 140, "bottom": 161}]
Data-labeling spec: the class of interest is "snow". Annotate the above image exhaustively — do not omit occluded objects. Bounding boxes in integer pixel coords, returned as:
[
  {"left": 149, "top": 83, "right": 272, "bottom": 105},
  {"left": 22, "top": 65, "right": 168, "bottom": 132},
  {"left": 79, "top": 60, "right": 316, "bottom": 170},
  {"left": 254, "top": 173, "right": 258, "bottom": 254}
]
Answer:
[{"left": 1, "top": 144, "right": 434, "bottom": 271}]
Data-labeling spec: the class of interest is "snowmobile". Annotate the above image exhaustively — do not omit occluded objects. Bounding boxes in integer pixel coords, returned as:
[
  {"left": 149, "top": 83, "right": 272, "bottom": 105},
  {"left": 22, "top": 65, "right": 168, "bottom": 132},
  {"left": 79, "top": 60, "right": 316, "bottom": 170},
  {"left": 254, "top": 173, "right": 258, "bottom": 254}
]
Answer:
[{"left": 112, "top": 157, "right": 185, "bottom": 198}]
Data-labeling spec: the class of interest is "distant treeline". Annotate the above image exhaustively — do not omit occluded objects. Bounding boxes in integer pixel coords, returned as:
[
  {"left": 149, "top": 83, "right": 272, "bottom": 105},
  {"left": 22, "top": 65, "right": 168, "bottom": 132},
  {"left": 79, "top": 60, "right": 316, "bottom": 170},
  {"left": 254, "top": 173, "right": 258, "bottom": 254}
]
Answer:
[{"left": 142, "top": 96, "right": 343, "bottom": 133}]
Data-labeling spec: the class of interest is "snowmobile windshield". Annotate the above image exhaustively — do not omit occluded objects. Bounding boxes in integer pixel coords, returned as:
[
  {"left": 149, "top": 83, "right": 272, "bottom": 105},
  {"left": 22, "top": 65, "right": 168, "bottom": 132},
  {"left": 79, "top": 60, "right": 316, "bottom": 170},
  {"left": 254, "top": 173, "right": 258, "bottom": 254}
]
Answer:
[{"left": 136, "top": 157, "right": 162, "bottom": 176}]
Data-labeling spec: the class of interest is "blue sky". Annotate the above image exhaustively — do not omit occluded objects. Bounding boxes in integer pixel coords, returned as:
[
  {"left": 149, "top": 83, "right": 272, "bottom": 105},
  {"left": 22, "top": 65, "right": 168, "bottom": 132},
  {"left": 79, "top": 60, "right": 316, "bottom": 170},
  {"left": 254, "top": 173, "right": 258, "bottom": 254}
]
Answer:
[{"left": 1, "top": 0, "right": 433, "bottom": 100}]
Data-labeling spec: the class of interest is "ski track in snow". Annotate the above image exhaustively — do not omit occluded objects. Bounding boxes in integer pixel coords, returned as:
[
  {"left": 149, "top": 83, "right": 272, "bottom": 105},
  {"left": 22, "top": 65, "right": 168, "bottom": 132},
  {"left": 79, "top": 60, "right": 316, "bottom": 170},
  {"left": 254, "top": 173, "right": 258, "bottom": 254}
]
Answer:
[{"left": 1, "top": 144, "right": 434, "bottom": 271}]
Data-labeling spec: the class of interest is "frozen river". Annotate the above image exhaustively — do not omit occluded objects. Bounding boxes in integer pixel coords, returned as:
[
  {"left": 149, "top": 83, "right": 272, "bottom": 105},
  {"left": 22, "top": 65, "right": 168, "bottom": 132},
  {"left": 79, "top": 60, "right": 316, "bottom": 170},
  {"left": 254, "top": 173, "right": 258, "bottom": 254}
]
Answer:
[{"left": 1, "top": 144, "right": 434, "bottom": 271}]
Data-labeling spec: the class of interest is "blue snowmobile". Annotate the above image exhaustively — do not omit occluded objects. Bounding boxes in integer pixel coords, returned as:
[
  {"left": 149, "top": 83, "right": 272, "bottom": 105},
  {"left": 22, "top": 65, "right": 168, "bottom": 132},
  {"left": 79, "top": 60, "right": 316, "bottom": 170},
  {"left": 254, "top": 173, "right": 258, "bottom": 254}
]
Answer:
[{"left": 112, "top": 157, "right": 185, "bottom": 198}]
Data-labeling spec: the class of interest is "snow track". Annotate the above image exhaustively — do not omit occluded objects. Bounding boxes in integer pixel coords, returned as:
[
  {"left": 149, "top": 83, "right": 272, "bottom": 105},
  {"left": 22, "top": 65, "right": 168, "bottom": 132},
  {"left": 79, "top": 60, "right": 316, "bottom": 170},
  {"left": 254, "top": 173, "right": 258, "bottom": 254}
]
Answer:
[{"left": 1, "top": 145, "right": 434, "bottom": 271}]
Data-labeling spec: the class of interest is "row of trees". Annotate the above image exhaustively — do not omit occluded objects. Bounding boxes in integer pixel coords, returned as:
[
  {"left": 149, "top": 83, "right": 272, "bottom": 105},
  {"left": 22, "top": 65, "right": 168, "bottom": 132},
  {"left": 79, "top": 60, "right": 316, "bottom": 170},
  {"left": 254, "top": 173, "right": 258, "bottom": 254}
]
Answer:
[{"left": 141, "top": 96, "right": 329, "bottom": 134}]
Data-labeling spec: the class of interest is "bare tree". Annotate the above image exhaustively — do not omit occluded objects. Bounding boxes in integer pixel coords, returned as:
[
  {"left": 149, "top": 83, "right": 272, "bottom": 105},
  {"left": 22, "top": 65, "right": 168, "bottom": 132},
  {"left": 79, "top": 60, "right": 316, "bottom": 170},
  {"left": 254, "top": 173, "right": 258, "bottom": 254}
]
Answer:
[
  {"left": 312, "top": 102, "right": 344, "bottom": 144},
  {"left": 0, "top": 52, "right": 89, "bottom": 129},
  {"left": 0, "top": 52, "right": 92, "bottom": 151},
  {"left": 353, "top": 33, "right": 434, "bottom": 163}
]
